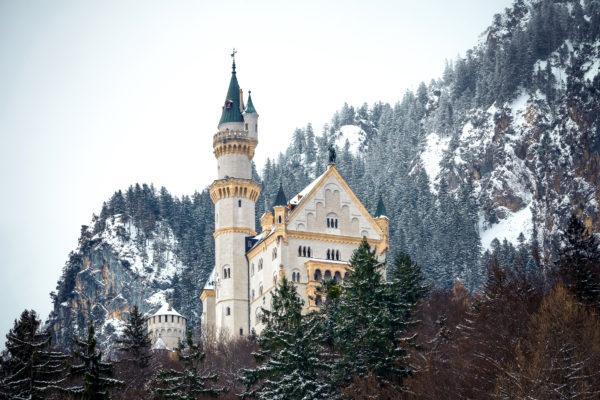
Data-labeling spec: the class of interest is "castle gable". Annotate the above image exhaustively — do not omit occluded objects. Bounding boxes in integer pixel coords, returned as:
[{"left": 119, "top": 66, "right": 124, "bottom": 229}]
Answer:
[{"left": 286, "top": 166, "right": 383, "bottom": 239}]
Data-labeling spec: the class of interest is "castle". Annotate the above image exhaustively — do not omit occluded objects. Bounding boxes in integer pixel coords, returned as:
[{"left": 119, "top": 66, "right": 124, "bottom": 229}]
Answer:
[{"left": 200, "top": 54, "right": 389, "bottom": 336}]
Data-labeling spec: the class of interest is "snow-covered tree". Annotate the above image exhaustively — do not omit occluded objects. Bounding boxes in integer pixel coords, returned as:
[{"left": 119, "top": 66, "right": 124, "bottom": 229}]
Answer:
[
  {"left": 0, "top": 309, "right": 67, "bottom": 399},
  {"left": 151, "top": 329, "right": 225, "bottom": 399},
  {"left": 241, "top": 277, "right": 338, "bottom": 400},
  {"left": 116, "top": 305, "right": 152, "bottom": 368},
  {"left": 67, "top": 323, "right": 124, "bottom": 399}
]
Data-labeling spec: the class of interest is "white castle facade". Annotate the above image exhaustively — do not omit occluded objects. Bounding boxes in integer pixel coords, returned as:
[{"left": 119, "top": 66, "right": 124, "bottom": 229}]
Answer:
[{"left": 201, "top": 56, "right": 389, "bottom": 336}]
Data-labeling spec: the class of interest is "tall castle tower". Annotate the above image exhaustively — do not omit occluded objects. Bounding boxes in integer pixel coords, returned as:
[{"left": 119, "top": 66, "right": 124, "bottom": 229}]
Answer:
[{"left": 207, "top": 52, "right": 260, "bottom": 336}]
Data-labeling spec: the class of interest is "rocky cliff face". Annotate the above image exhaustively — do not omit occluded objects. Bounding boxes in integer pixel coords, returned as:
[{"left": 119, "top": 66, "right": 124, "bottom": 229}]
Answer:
[
  {"left": 48, "top": 186, "right": 214, "bottom": 351},
  {"left": 49, "top": 216, "right": 184, "bottom": 351},
  {"left": 419, "top": 0, "right": 600, "bottom": 255}
]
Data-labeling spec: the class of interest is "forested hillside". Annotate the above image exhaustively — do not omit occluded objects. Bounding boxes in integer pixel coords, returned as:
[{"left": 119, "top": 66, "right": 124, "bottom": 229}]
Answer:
[{"left": 47, "top": 0, "right": 600, "bottom": 349}]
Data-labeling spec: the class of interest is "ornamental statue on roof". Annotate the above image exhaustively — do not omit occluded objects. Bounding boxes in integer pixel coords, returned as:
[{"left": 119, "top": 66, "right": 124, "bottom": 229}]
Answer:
[{"left": 328, "top": 144, "right": 337, "bottom": 164}]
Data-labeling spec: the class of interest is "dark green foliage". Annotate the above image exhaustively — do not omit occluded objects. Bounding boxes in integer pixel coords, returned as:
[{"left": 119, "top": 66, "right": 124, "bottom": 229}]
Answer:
[
  {"left": 68, "top": 323, "right": 124, "bottom": 399},
  {"left": 331, "top": 239, "right": 417, "bottom": 389},
  {"left": 116, "top": 306, "right": 152, "bottom": 368},
  {"left": 390, "top": 252, "right": 431, "bottom": 319},
  {"left": 558, "top": 213, "right": 600, "bottom": 309},
  {"left": 241, "top": 278, "right": 338, "bottom": 400},
  {"left": 0, "top": 310, "right": 68, "bottom": 399},
  {"left": 151, "top": 330, "right": 225, "bottom": 399}
]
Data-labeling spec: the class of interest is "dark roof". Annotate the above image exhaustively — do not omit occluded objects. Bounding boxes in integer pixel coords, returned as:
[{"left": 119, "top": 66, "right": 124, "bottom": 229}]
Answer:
[
  {"left": 375, "top": 195, "right": 387, "bottom": 218},
  {"left": 272, "top": 183, "right": 287, "bottom": 208},
  {"left": 219, "top": 61, "right": 244, "bottom": 125},
  {"left": 245, "top": 91, "right": 257, "bottom": 114}
]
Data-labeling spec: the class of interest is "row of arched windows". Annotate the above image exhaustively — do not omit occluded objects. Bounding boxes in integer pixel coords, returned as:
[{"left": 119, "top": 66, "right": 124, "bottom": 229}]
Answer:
[
  {"left": 298, "top": 246, "right": 312, "bottom": 257},
  {"left": 272, "top": 247, "right": 277, "bottom": 260},
  {"left": 326, "top": 217, "right": 338, "bottom": 228},
  {"left": 313, "top": 269, "right": 347, "bottom": 282},
  {"left": 327, "top": 249, "right": 341, "bottom": 261}
]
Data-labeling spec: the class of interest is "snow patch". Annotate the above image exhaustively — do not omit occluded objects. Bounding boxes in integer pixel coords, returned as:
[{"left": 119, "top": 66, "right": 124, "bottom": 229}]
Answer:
[
  {"left": 421, "top": 133, "right": 450, "bottom": 188},
  {"left": 479, "top": 205, "right": 533, "bottom": 251},
  {"left": 335, "top": 125, "right": 364, "bottom": 154}
]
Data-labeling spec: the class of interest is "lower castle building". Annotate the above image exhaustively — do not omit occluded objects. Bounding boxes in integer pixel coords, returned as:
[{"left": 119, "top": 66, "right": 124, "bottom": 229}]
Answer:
[{"left": 201, "top": 54, "right": 389, "bottom": 336}]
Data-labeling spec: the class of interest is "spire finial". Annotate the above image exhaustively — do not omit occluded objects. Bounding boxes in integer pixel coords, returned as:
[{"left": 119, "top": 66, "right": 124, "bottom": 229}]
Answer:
[{"left": 231, "top": 48, "right": 237, "bottom": 73}]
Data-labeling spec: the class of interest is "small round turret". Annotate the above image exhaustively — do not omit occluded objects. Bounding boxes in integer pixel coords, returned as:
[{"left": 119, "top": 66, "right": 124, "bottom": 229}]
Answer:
[{"left": 146, "top": 301, "right": 186, "bottom": 350}]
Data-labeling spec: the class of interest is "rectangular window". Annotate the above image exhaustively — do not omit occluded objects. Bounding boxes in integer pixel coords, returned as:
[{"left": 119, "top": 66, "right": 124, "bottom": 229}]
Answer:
[
  {"left": 240, "top": 328, "right": 243, "bottom": 336},
  {"left": 158, "top": 316, "right": 161, "bottom": 323},
  {"left": 172, "top": 315, "right": 174, "bottom": 322}
]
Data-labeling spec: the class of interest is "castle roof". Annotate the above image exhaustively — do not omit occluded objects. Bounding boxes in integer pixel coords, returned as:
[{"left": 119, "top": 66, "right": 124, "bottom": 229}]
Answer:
[
  {"left": 219, "top": 60, "right": 245, "bottom": 126},
  {"left": 375, "top": 195, "right": 387, "bottom": 218},
  {"left": 272, "top": 183, "right": 287, "bottom": 208},
  {"left": 289, "top": 169, "right": 328, "bottom": 207},
  {"left": 152, "top": 302, "right": 184, "bottom": 319},
  {"left": 245, "top": 91, "right": 257, "bottom": 114},
  {"left": 152, "top": 337, "right": 168, "bottom": 350}
]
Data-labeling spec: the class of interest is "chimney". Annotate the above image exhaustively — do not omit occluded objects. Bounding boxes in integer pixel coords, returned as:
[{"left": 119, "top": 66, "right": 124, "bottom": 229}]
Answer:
[{"left": 168, "top": 299, "right": 173, "bottom": 311}]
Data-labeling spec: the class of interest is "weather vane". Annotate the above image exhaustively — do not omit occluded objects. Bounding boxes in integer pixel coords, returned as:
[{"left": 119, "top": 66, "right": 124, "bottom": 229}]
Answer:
[{"left": 231, "top": 48, "right": 237, "bottom": 61}]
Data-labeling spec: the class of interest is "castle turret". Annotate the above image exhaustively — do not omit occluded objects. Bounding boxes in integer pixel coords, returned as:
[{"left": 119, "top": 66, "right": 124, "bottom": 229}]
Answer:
[
  {"left": 147, "top": 301, "right": 186, "bottom": 350},
  {"left": 205, "top": 53, "right": 260, "bottom": 336}
]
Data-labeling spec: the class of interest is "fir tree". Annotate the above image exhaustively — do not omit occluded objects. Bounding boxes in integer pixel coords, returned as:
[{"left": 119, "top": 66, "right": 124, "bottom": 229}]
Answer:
[
  {"left": 558, "top": 213, "right": 600, "bottom": 309},
  {"left": 332, "top": 239, "right": 413, "bottom": 391},
  {"left": 0, "top": 310, "right": 68, "bottom": 399},
  {"left": 151, "top": 330, "right": 225, "bottom": 399},
  {"left": 115, "top": 305, "right": 152, "bottom": 368},
  {"left": 67, "top": 323, "right": 124, "bottom": 399},
  {"left": 241, "top": 277, "right": 338, "bottom": 400}
]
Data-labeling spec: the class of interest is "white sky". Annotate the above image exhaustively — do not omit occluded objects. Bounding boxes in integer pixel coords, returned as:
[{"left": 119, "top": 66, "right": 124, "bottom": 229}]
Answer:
[{"left": 0, "top": 0, "right": 512, "bottom": 342}]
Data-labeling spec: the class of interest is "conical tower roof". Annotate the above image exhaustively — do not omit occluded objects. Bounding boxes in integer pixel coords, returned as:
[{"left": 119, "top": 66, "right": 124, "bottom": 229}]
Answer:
[
  {"left": 245, "top": 90, "right": 257, "bottom": 114},
  {"left": 219, "top": 58, "right": 244, "bottom": 126},
  {"left": 375, "top": 195, "right": 387, "bottom": 218},
  {"left": 272, "top": 183, "right": 287, "bottom": 208}
]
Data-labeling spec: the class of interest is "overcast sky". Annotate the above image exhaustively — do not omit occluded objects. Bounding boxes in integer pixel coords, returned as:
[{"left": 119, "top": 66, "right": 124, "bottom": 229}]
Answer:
[{"left": 0, "top": 0, "right": 512, "bottom": 342}]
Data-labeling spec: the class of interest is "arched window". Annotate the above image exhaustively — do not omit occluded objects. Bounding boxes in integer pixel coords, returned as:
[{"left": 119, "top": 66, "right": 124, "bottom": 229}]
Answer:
[
  {"left": 303, "top": 247, "right": 306, "bottom": 257},
  {"left": 334, "top": 271, "right": 342, "bottom": 282},
  {"left": 278, "top": 215, "right": 282, "bottom": 223},
  {"left": 258, "top": 259, "right": 263, "bottom": 271},
  {"left": 336, "top": 250, "right": 340, "bottom": 261},
  {"left": 226, "top": 307, "right": 231, "bottom": 316},
  {"left": 308, "top": 247, "right": 311, "bottom": 257},
  {"left": 238, "top": 199, "right": 242, "bottom": 207},
  {"left": 292, "top": 271, "right": 296, "bottom": 282},
  {"left": 315, "top": 295, "right": 322, "bottom": 306},
  {"left": 298, "top": 246, "right": 302, "bottom": 257},
  {"left": 273, "top": 274, "right": 277, "bottom": 285},
  {"left": 223, "top": 267, "right": 231, "bottom": 279},
  {"left": 324, "top": 270, "right": 332, "bottom": 280},
  {"left": 259, "top": 283, "right": 263, "bottom": 295},
  {"left": 314, "top": 269, "right": 322, "bottom": 281},
  {"left": 272, "top": 247, "right": 277, "bottom": 260},
  {"left": 251, "top": 289, "right": 255, "bottom": 300},
  {"left": 327, "top": 218, "right": 330, "bottom": 228},
  {"left": 335, "top": 219, "right": 338, "bottom": 228},
  {"left": 251, "top": 263, "right": 255, "bottom": 277},
  {"left": 326, "top": 249, "right": 330, "bottom": 260}
]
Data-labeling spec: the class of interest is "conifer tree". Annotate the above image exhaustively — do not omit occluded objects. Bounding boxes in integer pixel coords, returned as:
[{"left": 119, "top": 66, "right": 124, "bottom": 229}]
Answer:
[
  {"left": 558, "top": 213, "right": 600, "bottom": 309},
  {"left": 332, "top": 239, "right": 414, "bottom": 391},
  {"left": 0, "top": 310, "right": 68, "bottom": 399},
  {"left": 241, "top": 277, "right": 338, "bottom": 400},
  {"left": 151, "top": 329, "right": 225, "bottom": 399},
  {"left": 67, "top": 323, "right": 124, "bottom": 399},
  {"left": 116, "top": 305, "right": 151, "bottom": 368}
]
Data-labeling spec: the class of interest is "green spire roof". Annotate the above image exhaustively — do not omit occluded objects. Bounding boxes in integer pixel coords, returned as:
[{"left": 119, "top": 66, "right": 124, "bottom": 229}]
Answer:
[
  {"left": 272, "top": 183, "right": 287, "bottom": 208},
  {"left": 375, "top": 195, "right": 387, "bottom": 218},
  {"left": 245, "top": 90, "right": 257, "bottom": 114},
  {"left": 219, "top": 60, "right": 244, "bottom": 126}
]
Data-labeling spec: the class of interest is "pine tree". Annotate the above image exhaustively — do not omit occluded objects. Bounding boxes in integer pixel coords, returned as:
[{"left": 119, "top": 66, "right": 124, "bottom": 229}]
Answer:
[
  {"left": 241, "top": 277, "right": 337, "bottom": 400},
  {"left": 67, "top": 323, "right": 124, "bottom": 399},
  {"left": 116, "top": 305, "right": 151, "bottom": 368},
  {"left": 0, "top": 310, "right": 68, "bottom": 399},
  {"left": 151, "top": 329, "right": 225, "bottom": 399},
  {"left": 390, "top": 252, "right": 430, "bottom": 321},
  {"left": 332, "top": 239, "right": 413, "bottom": 391},
  {"left": 558, "top": 213, "right": 600, "bottom": 309}
]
